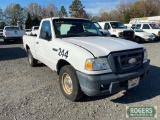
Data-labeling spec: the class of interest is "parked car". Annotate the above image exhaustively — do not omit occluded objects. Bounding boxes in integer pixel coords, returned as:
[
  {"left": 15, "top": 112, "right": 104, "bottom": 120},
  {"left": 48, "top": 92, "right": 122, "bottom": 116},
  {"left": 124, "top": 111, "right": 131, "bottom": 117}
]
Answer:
[
  {"left": 30, "top": 26, "right": 39, "bottom": 36},
  {"left": 135, "top": 23, "right": 160, "bottom": 37},
  {"left": 131, "top": 27, "right": 155, "bottom": 43},
  {"left": 25, "top": 29, "right": 31, "bottom": 35},
  {"left": 93, "top": 22, "right": 111, "bottom": 36},
  {"left": 0, "top": 29, "right": 3, "bottom": 37},
  {"left": 3, "top": 26, "right": 25, "bottom": 43},
  {"left": 98, "top": 21, "right": 134, "bottom": 40},
  {"left": 23, "top": 17, "right": 150, "bottom": 101}
]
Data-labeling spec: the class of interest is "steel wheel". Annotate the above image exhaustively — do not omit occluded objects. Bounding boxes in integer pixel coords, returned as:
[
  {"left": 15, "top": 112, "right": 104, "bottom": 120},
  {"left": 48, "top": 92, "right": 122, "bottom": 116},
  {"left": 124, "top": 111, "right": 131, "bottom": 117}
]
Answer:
[{"left": 62, "top": 73, "right": 73, "bottom": 95}]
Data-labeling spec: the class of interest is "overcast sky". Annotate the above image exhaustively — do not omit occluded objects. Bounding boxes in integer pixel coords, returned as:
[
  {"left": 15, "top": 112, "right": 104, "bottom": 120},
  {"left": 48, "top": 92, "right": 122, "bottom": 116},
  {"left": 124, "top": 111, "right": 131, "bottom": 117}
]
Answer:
[{"left": 0, "top": 0, "right": 121, "bottom": 15}]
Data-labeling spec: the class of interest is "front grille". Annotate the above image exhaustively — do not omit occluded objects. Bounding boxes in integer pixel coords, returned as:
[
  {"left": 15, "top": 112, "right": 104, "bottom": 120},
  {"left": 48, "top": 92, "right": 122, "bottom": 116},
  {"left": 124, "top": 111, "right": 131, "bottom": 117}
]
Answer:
[
  {"left": 108, "top": 48, "right": 144, "bottom": 73},
  {"left": 123, "top": 31, "right": 134, "bottom": 37}
]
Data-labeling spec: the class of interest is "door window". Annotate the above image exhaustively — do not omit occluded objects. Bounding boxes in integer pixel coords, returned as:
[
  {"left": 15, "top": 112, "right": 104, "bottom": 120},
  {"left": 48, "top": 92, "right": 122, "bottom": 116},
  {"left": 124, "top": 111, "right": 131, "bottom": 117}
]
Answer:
[
  {"left": 136, "top": 24, "right": 141, "bottom": 29},
  {"left": 142, "top": 24, "right": 150, "bottom": 29},
  {"left": 40, "top": 21, "right": 52, "bottom": 40},
  {"left": 104, "top": 23, "right": 110, "bottom": 29}
]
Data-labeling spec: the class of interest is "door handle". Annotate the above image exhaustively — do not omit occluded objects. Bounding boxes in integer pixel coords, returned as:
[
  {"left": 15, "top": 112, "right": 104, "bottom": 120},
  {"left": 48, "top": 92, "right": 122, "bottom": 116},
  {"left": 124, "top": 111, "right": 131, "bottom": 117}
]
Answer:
[
  {"left": 53, "top": 48, "right": 58, "bottom": 51},
  {"left": 36, "top": 42, "right": 39, "bottom": 44}
]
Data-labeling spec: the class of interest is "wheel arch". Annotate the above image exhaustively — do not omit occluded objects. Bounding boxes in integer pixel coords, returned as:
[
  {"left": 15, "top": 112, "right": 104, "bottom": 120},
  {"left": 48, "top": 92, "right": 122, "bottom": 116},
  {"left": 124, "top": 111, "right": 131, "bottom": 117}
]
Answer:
[
  {"left": 26, "top": 44, "right": 30, "bottom": 51},
  {"left": 56, "top": 59, "right": 72, "bottom": 75}
]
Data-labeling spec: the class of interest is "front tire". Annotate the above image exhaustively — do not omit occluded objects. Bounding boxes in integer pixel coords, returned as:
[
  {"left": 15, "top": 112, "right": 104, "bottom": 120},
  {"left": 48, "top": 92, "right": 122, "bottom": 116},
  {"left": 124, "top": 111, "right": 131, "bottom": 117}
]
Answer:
[
  {"left": 59, "top": 65, "right": 83, "bottom": 101},
  {"left": 27, "top": 49, "right": 38, "bottom": 67},
  {"left": 134, "top": 37, "right": 141, "bottom": 43}
]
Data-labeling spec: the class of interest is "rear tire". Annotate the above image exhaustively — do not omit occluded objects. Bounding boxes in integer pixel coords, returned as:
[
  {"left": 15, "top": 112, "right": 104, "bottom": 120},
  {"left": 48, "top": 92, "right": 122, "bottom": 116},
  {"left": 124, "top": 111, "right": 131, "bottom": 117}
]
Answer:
[
  {"left": 3, "top": 38, "right": 8, "bottom": 44},
  {"left": 59, "top": 65, "right": 83, "bottom": 101},
  {"left": 27, "top": 49, "right": 38, "bottom": 67}
]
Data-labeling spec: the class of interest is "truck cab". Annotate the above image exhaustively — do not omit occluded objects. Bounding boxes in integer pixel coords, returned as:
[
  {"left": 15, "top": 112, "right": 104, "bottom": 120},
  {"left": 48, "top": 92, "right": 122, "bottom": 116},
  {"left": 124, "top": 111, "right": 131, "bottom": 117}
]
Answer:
[{"left": 98, "top": 21, "right": 134, "bottom": 40}]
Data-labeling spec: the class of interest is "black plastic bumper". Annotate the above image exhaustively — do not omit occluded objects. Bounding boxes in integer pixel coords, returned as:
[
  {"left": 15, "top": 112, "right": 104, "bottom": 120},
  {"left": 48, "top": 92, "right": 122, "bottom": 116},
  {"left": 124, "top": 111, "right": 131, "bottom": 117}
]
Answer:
[{"left": 76, "top": 60, "right": 150, "bottom": 96}]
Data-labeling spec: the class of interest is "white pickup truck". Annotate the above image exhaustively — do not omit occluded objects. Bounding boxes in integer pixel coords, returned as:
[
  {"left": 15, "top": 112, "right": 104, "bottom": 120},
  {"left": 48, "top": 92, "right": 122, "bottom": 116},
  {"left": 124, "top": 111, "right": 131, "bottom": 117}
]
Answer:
[
  {"left": 3, "top": 26, "right": 25, "bottom": 43},
  {"left": 135, "top": 23, "right": 160, "bottom": 37},
  {"left": 98, "top": 21, "right": 134, "bottom": 40},
  {"left": 30, "top": 26, "right": 39, "bottom": 36},
  {"left": 23, "top": 18, "right": 150, "bottom": 101},
  {"left": 131, "top": 27, "right": 155, "bottom": 43}
]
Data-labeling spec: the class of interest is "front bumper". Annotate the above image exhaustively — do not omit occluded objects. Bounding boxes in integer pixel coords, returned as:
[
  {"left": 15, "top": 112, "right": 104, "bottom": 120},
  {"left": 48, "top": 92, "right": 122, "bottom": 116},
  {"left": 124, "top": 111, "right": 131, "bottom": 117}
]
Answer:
[
  {"left": 144, "top": 37, "right": 155, "bottom": 41},
  {"left": 120, "top": 36, "right": 134, "bottom": 40},
  {"left": 77, "top": 60, "right": 150, "bottom": 96}
]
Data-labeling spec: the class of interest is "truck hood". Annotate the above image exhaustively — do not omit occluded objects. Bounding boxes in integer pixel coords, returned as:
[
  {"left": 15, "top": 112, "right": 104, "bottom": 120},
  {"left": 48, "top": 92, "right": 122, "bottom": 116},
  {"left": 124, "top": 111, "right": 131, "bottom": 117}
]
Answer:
[{"left": 63, "top": 37, "right": 143, "bottom": 57}]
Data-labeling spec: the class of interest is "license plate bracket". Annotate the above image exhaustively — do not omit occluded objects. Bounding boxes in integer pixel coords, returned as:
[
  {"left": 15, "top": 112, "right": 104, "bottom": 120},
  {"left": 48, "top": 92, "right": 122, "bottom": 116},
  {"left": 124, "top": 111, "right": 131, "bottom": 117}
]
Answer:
[{"left": 128, "top": 77, "right": 140, "bottom": 89}]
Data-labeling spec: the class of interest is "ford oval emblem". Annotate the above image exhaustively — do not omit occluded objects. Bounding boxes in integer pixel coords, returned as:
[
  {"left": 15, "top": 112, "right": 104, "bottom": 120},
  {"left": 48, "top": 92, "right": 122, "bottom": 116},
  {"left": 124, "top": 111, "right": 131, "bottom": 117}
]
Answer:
[{"left": 128, "top": 58, "right": 137, "bottom": 64}]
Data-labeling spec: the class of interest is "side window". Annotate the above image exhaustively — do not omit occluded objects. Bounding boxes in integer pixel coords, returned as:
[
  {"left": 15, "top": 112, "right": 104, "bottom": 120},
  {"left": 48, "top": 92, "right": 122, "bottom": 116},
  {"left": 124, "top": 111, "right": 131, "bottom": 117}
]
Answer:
[
  {"left": 104, "top": 23, "right": 110, "bottom": 29},
  {"left": 40, "top": 21, "right": 52, "bottom": 40},
  {"left": 136, "top": 24, "right": 141, "bottom": 29},
  {"left": 142, "top": 24, "right": 150, "bottom": 29}
]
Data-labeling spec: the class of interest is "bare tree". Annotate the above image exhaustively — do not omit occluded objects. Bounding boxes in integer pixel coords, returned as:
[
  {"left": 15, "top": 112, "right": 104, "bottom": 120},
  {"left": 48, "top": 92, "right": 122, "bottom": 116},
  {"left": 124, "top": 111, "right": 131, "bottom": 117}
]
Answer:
[
  {"left": 26, "top": 2, "right": 43, "bottom": 20},
  {"left": 42, "top": 3, "right": 58, "bottom": 18},
  {"left": 4, "top": 4, "right": 25, "bottom": 28}
]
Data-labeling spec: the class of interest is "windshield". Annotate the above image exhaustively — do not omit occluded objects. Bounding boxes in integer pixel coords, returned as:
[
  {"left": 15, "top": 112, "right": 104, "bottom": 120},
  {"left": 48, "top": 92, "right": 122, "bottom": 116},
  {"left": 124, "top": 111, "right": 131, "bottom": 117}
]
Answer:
[
  {"left": 149, "top": 24, "right": 160, "bottom": 29},
  {"left": 94, "top": 22, "right": 102, "bottom": 29},
  {"left": 132, "top": 27, "right": 144, "bottom": 32},
  {"left": 53, "top": 19, "right": 100, "bottom": 38},
  {"left": 110, "top": 22, "right": 126, "bottom": 29},
  {"left": 134, "top": 29, "right": 144, "bottom": 32}
]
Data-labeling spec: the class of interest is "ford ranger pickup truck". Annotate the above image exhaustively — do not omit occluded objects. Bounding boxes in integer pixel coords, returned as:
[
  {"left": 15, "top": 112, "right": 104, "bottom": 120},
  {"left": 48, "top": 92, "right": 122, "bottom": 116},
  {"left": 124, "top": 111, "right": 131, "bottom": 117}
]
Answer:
[{"left": 23, "top": 18, "right": 150, "bottom": 101}]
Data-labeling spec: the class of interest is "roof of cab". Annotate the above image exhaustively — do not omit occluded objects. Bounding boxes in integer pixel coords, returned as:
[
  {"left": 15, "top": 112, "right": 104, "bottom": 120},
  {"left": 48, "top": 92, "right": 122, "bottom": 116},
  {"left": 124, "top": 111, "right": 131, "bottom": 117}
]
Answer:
[{"left": 42, "top": 17, "right": 90, "bottom": 21}]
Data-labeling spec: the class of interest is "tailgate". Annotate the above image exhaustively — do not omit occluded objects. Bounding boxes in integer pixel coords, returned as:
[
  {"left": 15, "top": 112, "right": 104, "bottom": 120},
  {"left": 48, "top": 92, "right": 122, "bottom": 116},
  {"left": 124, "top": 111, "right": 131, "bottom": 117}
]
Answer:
[{"left": 5, "top": 30, "right": 25, "bottom": 37}]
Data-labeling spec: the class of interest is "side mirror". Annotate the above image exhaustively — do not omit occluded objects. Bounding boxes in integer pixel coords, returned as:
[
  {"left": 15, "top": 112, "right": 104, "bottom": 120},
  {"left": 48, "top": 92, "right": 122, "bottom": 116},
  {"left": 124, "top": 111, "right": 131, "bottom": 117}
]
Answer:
[{"left": 40, "top": 31, "right": 51, "bottom": 40}]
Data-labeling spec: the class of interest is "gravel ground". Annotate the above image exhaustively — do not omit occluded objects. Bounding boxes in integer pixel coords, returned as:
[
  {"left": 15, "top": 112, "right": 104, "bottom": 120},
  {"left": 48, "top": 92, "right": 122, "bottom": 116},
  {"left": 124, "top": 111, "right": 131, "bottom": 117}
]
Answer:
[{"left": 0, "top": 38, "right": 159, "bottom": 120}]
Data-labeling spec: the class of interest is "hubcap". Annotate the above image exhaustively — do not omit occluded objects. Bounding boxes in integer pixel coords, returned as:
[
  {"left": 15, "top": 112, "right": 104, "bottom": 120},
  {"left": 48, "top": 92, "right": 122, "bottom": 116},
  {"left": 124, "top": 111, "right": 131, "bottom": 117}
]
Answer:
[{"left": 62, "top": 73, "right": 73, "bottom": 95}]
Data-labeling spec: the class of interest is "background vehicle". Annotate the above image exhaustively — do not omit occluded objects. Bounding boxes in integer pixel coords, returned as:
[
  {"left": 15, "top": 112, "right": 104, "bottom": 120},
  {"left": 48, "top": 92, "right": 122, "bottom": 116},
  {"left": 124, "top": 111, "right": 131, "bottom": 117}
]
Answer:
[
  {"left": 25, "top": 29, "right": 31, "bottom": 35},
  {"left": 0, "top": 29, "right": 3, "bottom": 37},
  {"left": 23, "top": 18, "right": 150, "bottom": 101},
  {"left": 135, "top": 23, "right": 160, "bottom": 38},
  {"left": 3, "top": 26, "right": 25, "bottom": 43},
  {"left": 98, "top": 21, "right": 134, "bottom": 40},
  {"left": 131, "top": 27, "right": 155, "bottom": 43},
  {"left": 30, "top": 26, "right": 39, "bottom": 36},
  {"left": 93, "top": 22, "right": 111, "bottom": 36}
]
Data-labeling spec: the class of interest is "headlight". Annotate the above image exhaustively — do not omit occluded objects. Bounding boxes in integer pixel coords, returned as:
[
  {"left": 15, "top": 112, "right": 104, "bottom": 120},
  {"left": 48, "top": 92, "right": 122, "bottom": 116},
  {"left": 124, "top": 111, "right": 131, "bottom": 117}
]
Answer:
[
  {"left": 85, "top": 58, "right": 110, "bottom": 71},
  {"left": 143, "top": 50, "right": 148, "bottom": 62}
]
